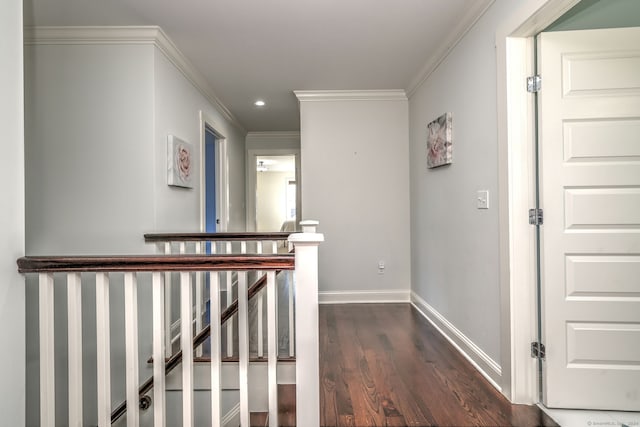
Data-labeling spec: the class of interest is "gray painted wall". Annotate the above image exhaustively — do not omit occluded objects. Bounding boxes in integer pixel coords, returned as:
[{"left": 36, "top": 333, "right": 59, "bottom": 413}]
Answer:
[
  {"left": 246, "top": 132, "right": 300, "bottom": 151},
  {"left": 408, "top": 1, "right": 525, "bottom": 365},
  {"left": 0, "top": 0, "right": 25, "bottom": 424},
  {"left": 547, "top": 0, "right": 640, "bottom": 31},
  {"left": 153, "top": 49, "right": 247, "bottom": 233},
  {"left": 24, "top": 40, "right": 246, "bottom": 425},
  {"left": 25, "top": 42, "right": 157, "bottom": 427},
  {"left": 299, "top": 96, "right": 411, "bottom": 299}
]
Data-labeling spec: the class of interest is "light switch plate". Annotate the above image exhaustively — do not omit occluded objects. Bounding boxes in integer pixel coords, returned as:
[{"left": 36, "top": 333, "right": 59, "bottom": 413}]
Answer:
[{"left": 477, "top": 190, "right": 489, "bottom": 209}]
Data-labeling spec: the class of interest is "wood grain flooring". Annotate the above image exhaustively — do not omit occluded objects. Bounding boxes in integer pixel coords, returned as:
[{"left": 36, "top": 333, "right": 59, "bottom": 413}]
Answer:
[{"left": 319, "top": 304, "right": 558, "bottom": 427}]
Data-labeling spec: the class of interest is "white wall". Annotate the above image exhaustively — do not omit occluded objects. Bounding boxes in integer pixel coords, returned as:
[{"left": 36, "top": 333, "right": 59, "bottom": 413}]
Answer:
[
  {"left": 0, "top": 0, "right": 25, "bottom": 424},
  {"left": 153, "top": 49, "right": 247, "bottom": 233},
  {"left": 25, "top": 42, "right": 157, "bottom": 426},
  {"left": 256, "top": 171, "right": 292, "bottom": 231},
  {"left": 25, "top": 43, "right": 156, "bottom": 254},
  {"left": 24, "top": 31, "right": 247, "bottom": 425},
  {"left": 246, "top": 131, "right": 300, "bottom": 151},
  {"left": 408, "top": 1, "right": 523, "bottom": 371},
  {"left": 297, "top": 92, "right": 411, "bottom": 302}
]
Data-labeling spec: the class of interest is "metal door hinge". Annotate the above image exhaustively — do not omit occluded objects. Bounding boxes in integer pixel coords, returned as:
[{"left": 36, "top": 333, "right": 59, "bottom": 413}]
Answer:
[
  {"left": 527, "top": 75, "right": 542, "bottom": 93},
  {"left": 529, "top": 208, "right": 543, "bottom": 225},
  {"left": 531, "top": 342, "right": 546, "bottom": 360}
]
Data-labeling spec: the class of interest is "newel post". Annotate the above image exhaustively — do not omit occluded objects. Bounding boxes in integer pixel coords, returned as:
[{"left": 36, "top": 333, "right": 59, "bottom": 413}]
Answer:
[{"left": 288, "top": 220, "right": 324, "bottom": 427}]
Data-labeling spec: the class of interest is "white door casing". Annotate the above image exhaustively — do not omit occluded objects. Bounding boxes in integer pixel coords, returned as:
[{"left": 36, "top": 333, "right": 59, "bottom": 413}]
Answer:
[{"left": 538, "top": 27, "right": 640, "bottom": 411}]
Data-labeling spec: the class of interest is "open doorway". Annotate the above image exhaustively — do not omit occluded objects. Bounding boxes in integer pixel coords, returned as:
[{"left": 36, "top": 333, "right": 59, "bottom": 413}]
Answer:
[
  {"left": 255, "top": 155, "right": 297, "bottom": 232},
  {"left": 247, "top": 149, "right": 301, "bottom": 232}
]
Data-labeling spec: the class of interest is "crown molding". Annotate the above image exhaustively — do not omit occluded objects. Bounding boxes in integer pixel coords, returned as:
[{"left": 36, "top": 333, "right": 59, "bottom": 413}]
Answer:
[
  {"left": 24, "top": 26, "right": 246, "bottom": 133},
  {"left": 406, "top": 0, "right": 495, "bottom": 98},
  {"left": 23, "top": 26, "right": 160, "bottom": 45},
  {"left": 246, "top": 131, "right": 300, "bottom": 141},
  {"left": 294, "top": 89, "right": 407, "bottom": 102}
]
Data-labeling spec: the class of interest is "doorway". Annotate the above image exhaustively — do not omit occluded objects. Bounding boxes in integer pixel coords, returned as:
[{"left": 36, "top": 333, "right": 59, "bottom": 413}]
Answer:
[
  {"left": 205, "top": 127, "right": 217, "bottom": 234},
  {"left": 497, "top": 0, "right": 640, "bottom": 410},
  {"left": 255, "top": 155, "right": 297, "bottom": 232},
  {"left": 199, "top": 111, "right": 228, "bottom": 234},
  {"left": 247, "top": 149, "right": 301, "bottom": 232}
]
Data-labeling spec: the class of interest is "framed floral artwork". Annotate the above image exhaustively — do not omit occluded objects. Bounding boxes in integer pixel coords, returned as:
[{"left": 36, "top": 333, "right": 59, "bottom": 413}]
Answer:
[
  {"left": 168, "top": 135, "right": 194, "bottom": 188},
  {"left": 426, "top": 112, "right": 452, "bottom": 168}
]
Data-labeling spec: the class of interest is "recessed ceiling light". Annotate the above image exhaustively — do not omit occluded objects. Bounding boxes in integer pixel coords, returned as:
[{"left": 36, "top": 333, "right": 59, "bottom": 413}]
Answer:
[{"left": 254, "top": 100, "right": 266, "bottom": 107}]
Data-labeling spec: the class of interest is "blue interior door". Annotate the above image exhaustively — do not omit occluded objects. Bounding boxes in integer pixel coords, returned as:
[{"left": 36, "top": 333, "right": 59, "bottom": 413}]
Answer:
[
  {"left": 205, "top": 129, "right": 217, "bottom": 235},
  {"left": 204, "top": 128, "right": 217, "bottom": 328}
]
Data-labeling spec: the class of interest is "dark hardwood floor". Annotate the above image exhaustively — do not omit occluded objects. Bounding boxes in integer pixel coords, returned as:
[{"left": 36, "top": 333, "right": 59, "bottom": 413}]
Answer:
[{"left": 319, "top": 304, "right": 558, "bottom": 427}]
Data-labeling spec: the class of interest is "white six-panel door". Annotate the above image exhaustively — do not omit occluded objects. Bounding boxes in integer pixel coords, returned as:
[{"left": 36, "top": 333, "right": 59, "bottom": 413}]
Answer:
[{"left": 539, "top": 27, "right": 640, "bottom": 411}]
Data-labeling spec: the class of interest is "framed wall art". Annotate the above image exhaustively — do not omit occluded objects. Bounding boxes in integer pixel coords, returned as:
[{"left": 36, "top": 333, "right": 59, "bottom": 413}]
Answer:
[
  {"left": 426, "top": 112, "right": 452, "bottom": 168},
  {"left": 167, "top": 135, "right": 194, "bottom": 188}
]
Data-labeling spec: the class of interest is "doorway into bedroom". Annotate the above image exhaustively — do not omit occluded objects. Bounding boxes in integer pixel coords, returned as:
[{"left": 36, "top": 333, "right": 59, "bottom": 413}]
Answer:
[{"left": 254, "top": 154, "right": 298, "bottom": 232}]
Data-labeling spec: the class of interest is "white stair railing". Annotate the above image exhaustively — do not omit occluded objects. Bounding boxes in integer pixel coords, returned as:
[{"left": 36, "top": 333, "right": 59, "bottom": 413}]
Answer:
[
  {"left": 145, "top": 231, "right": 294, "bottom": 361},
  {"left": 19, "top": 222, "right": 323, "bottom": 427}
]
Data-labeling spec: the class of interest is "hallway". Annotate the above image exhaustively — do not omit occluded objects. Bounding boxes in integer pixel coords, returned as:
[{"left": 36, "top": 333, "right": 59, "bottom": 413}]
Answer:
[{"left": 319, "top": 304, "right": 558, "bottom": 427}]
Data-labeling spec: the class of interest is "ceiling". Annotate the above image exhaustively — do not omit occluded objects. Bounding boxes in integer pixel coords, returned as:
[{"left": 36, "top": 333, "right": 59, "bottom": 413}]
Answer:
[{"left": 24, "top": 0, "right": 493, "bottom": 132}]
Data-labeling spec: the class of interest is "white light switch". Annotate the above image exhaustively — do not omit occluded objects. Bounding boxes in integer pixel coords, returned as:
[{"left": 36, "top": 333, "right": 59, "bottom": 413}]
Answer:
[{"left": 477, "top": 190, "right": 489, "bottom": 209}]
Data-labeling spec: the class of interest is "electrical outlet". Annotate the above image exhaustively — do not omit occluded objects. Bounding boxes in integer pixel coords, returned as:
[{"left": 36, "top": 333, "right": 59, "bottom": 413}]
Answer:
[{"left": 378, "top": 261, "right": 385, "bottom": 274}]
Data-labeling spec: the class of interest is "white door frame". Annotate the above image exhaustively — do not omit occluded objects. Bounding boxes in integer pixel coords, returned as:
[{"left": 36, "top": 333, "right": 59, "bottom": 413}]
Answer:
[
  {"left": 199, "top": 110, "right": 229, "bottom": 232},
  {"left": 495, "top": 0, "right": 582, "bottom": 404},
  {"left": 246, "top": 148, "right": 301, "bottom": 232}
]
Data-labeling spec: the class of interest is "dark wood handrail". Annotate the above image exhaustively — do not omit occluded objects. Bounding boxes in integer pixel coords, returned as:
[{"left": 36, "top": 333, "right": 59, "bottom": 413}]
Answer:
[
  {"left": 17, "top": 254, "right": 294, "bottom": 274},
  {"left": 144, "top": 231, "right": 292, "bottom": 243}
]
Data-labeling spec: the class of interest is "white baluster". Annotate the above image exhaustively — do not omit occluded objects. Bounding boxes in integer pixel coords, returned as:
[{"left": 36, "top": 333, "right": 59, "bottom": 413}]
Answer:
[
  {"left": 238, "top": 271, "right": 249, "bottom": 427},
  {"left": 267, "top": 271, "right": 278, "bottom": 427},
  {"left": 195, "top": 242, "right": 203, "bottom": 358},
  {"left": 271, "top": 240, "right": 278, "bottom": 254},
  {"left": 257, "top": 241, "right": 264, "bottom": 359},
  {"left": 210, "top": 271, "right": 222, "bottom": 427},
  {"left": 289, "top": 220, "right": 324, "bottom": 427},
  {"left": 124, "top": 272, "right": 139, "bottom": 427},
  {"left": 67, "top": 273, "right": 83, "bottom": 427},
  {"left": 225, "top": 241, "right": 233, "bottom": 358},
  {"left": 164, "top": 242, "right": 172, "bottom": 358},
  {"left": 288, "top": 271, "right": 295, "bottom": 358},
  {"left": 39, "top": 273, "right": 55, "bottom": 427},
  {"left": 152, "top": 272, "right": 166, "bottom": 427},
  {"left": 180, "top": 271, "right": 194, "bottom": 427},
  {"left": 96, "top": 273, "right": 111, "bottom": 427}
]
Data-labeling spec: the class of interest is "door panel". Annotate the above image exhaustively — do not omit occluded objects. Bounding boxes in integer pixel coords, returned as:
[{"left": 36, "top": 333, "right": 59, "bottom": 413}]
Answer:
[
  {"left": 562, "top": 53, "right": 640, "bottom": 96},
  {"left": 566, "top": 255, "right": 640, "bottom": 299},
  {"left": 205, "top": 129, "right": 217, "bottom": 234},
  {"left": 539, "top": 27, "right": 640, "bottom": 411},
  {"left": 564, "top": 119, "right": 640, "bottom": 161}
]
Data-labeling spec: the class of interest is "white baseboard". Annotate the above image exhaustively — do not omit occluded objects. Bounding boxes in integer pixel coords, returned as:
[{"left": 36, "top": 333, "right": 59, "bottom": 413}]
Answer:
[
  {"left": 410, "top": 291, "right": 502, "bottom": 391},
  {"left": 319, "top": 289, "right": 410, "bottom": 304}
]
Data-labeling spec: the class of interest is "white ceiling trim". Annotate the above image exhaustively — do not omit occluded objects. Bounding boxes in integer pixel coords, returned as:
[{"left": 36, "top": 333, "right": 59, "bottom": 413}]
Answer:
[
  {"left": 246, "top": 131, "right": 300, "bottom": 140},
  {"left": 406, "top": 0, "right": 495, "bottom": 98},
  {"left": 24, "top": 25, "right": 160, "bottom": 44},
  {"left": 294, "top": 89, "right": 407, "bottom": 102},
  {"left": 24, "top": 26, "right": 246, "bottom": 133}
]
